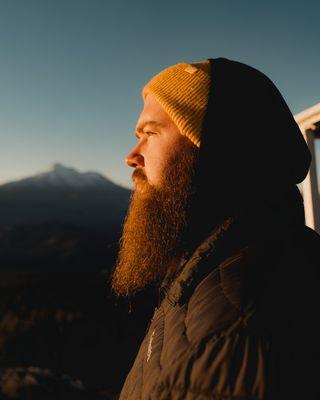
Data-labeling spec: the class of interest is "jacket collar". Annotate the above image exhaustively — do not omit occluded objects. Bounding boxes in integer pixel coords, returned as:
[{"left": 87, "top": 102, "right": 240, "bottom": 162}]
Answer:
[
  {"left": 158, "top": 184, "right": 306, "bottom": 309},
  {"left": 158, "top": 215, "right": 249, "bottom": 308}
]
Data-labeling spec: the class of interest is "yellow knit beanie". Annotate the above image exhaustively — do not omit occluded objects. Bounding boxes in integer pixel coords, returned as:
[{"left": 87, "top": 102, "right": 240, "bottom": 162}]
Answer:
[{"left": 141, "top": 60, "right": 211, "bottom": 148}]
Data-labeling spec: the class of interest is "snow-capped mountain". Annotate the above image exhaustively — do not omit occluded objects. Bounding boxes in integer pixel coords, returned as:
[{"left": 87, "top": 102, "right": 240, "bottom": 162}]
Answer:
[
  {"left": 0, "top": 163, "right": 126, "bottom": 192},
  {"left": 0, "top": 163, "right": 131, "bottom": 230}
]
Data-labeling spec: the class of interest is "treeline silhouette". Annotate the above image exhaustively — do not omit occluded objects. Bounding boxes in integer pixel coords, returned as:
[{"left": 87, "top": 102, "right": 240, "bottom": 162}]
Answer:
[{"left": 0, "top": 240, "right": 157, "bottom": 399}]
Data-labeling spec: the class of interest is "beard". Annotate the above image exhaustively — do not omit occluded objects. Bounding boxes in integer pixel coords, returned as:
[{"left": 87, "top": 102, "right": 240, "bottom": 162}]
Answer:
[{"left": 111, "top": 140, "right": 199, "bottom": 299}]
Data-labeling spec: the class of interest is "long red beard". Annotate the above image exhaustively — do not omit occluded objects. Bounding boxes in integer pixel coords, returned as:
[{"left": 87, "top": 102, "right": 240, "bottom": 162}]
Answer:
[{"left": 110, "top": 141, "right": 198, "bottom": 298}]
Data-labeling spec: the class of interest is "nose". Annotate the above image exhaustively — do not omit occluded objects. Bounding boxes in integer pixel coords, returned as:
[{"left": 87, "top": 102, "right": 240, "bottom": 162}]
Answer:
[{"left": 125, "top": 146, "right": 145, "bottom": 168}]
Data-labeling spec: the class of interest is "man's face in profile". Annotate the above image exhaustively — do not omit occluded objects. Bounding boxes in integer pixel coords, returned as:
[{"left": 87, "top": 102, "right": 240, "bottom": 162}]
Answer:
[{"left": 111, "top": 93, "right": 199, "bottom": 298}]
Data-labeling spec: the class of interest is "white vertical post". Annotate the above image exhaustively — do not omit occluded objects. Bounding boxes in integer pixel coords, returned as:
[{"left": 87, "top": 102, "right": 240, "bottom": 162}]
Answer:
[
  {"left": 295, "top": 104, "right": 320, "bottom": 234},
  {"left": 300, "top": 128, "right": 320, "bottom": 233}
]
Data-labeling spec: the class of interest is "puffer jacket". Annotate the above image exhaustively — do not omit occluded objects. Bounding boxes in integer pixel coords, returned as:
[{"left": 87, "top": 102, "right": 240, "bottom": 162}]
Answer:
[
  {"left": 118, "top": 212, "right": 320, "bottom": 400},
  {"left": 118, "top": 57, "right": 320, "bottom": 399}
]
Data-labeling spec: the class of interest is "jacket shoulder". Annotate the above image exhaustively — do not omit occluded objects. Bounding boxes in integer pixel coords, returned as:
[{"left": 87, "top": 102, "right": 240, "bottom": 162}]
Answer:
[
  {"left": 185, "top": 249, "right": 251, "bottom": 343},
  {"left": 154, "top": 301, "right": 266, "bottom": 400}
]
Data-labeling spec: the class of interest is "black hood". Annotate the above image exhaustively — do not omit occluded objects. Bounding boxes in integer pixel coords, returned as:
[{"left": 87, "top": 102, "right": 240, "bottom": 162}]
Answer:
[{"left": 185, "top": 57, "right": 311, "bottom": 248}]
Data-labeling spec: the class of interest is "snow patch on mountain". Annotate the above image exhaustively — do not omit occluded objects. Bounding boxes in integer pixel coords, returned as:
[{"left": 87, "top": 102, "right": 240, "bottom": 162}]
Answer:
[{"left": 0, "top": 163, "right": 125, "bottom": 191}]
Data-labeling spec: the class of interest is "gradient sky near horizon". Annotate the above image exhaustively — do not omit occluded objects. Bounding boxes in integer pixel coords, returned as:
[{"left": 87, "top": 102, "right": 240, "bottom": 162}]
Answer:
[{"left": 1, "top": 0, "right": 319, "bottom": 189}]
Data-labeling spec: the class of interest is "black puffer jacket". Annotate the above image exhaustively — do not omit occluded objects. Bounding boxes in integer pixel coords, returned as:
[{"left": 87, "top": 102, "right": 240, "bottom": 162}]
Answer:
[{"left": 118, "top": 58, "right": 320, "bottom": 400}]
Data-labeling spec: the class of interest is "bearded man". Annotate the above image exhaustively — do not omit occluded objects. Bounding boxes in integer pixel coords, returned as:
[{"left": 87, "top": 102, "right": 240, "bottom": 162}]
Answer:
[{"left": 111, "top": 58, "right": 320, "bottom": 400}]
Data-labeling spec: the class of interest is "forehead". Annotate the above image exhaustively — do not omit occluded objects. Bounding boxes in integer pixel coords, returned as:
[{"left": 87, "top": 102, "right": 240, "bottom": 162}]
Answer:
[{"left": 135, "top": 93, "right": 173, "bottom": 131}]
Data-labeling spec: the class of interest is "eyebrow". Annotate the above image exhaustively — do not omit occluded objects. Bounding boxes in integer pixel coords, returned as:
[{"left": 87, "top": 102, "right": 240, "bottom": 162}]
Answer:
[{"left": 135, "top": 121, "right": 165, "bottom": 137}]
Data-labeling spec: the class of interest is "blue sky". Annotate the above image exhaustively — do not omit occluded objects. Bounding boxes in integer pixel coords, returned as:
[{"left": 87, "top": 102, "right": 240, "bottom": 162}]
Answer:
[{"left": 0, "top": 0, "right": 319, "bottom": 189}]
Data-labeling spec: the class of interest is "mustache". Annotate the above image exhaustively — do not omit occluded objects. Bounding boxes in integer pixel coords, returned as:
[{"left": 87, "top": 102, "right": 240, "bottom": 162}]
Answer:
[{"left": 132, "top": 168, "right": 147, "bottom": 182}]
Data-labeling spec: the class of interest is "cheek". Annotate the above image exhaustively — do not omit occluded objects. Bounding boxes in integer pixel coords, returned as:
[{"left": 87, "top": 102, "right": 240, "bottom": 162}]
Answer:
[
  {"left": 144, "top": 134, "right": 186, "bottom": 181},
  {"left": 144, "top": 146, "right": 169, "bottom": 182},
  {"left": 145, "top": 156, "right": 165, "bottom": 179}
]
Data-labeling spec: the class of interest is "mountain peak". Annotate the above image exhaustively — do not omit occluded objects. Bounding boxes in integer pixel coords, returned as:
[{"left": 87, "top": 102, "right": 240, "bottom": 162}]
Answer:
[
  {"left": 0, "top": 163, "right": 127, "bottom": 192},
  {"left": 51, "top": 162, "right": 72, "bottom": 172},
  {"left": 45, "top": 162, "right": 84, "bottom": 179}
]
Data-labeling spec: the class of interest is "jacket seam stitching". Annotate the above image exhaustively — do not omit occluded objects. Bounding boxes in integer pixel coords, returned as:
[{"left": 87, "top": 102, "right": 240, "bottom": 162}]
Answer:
[
  {"left": 218, "top": 279, "right": 241, "bottom": 312},
  {"left": 183, "top": 296, "right": 193, "bottom": 346},
  {"left": 218, "top": 255, "right": 245, "bottom": 312}
]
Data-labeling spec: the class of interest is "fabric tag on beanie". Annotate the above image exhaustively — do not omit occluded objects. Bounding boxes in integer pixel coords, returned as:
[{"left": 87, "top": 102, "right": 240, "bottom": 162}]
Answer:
[{"left": 184, "top": 65, "right": 198, "bottom": 74}]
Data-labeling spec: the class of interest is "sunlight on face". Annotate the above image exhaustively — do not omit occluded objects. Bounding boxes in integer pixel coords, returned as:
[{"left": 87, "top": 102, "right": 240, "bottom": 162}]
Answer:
[{"left": 125, "top": 93, "right": 189, "bottom": 187}]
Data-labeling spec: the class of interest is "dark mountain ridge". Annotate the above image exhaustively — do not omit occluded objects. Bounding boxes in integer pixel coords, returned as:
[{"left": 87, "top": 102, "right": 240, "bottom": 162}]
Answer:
[
  {"left": 0, "top": 163, "right": 131, "bottom": 275},
  {"left": 0, "top": 163, "right": 131, "bottom": 230}
]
